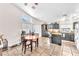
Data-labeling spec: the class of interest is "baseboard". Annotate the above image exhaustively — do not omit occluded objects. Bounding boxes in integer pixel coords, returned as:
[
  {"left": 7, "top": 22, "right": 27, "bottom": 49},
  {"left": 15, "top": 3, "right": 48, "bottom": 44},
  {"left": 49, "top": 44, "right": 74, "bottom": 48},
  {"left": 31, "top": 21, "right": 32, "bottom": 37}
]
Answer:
[{"left": 8, "top": 42, "right": 21, "bottom": 48}]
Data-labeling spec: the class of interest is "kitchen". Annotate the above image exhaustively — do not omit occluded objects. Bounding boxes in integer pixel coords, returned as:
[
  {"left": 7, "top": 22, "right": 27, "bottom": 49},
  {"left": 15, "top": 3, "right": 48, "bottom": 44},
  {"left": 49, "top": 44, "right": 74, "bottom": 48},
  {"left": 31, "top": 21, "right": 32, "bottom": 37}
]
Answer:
[{"left": 0, "top": 3, "right": 79, "bottom": 56}]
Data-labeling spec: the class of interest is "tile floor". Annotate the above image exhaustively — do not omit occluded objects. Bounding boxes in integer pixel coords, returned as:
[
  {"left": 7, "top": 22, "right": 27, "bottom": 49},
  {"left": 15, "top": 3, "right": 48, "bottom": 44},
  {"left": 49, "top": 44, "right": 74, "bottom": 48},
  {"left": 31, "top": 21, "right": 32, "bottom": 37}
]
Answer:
[{"left": 1, "top": 37, "right": 79, "bottom": 56}]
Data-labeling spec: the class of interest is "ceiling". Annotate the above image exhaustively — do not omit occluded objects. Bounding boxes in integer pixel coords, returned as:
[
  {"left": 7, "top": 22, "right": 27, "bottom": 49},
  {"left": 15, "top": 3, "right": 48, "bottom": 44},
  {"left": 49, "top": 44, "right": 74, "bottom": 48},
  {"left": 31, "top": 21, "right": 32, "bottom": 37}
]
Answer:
[{"left": 15, "top": 3, "right": 79, "bottom": 24}]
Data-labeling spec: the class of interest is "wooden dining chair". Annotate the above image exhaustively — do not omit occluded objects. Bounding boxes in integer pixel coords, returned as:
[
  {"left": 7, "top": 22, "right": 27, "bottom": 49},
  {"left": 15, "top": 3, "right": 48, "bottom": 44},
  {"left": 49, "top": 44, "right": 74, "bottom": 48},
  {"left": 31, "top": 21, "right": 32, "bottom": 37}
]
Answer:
[
  {"left": 32, "top": 34, "right": 39, "bottom": 48},
  {"left": 21, "top": 36, "right": 25, "bottom": 52},
  {"left": 21, "top": 36, "right": 32, "bottom": 54},
  {"left": 32, "top": 38, "right": 39, "bottom": 48}
]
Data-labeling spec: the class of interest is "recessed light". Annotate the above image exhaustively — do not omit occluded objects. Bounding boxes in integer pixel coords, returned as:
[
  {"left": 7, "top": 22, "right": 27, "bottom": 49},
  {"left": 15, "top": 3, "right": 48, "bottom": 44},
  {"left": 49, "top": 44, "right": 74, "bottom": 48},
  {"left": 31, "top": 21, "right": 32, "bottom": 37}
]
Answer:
[
  {"left": 32, "top": 6, "right": 36, "bottom": 9},
  {"left": 24, "top": 3, "right": 28, "bottom": 6},
  {"left": 63, "top": 14, "right": 67, "bottom": 16},
  {"left": 34, "top": 3, "right": 38, "bottom": 5}
]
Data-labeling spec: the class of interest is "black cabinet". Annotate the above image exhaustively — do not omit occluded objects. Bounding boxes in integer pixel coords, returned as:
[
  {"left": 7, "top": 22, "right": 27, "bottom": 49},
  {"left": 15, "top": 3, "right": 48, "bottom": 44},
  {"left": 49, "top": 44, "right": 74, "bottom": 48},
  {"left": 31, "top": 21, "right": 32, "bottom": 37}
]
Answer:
[
  {"left": 53, "top": 23, "right": 59, "bottom": 29},
  {"left": 51, "top": 35, "right": 61, "bottom": 45},
  {"left": 63, "top": 33, "right": 74, "bottom": 41},
  {"left": 41, "top": 24, "right": 49, "bottom": 37},
  {"left": 70, "top": 34, "right": 74, "bottom": 41},
  {"left": 47, "top": 23, "right": 53, "bottom": 29},
  {"left": 48, "top": 22, "right": 59, "bottom": 29},
  {"left": 41, "top": 23, "right": 59, "bottom": 37}
]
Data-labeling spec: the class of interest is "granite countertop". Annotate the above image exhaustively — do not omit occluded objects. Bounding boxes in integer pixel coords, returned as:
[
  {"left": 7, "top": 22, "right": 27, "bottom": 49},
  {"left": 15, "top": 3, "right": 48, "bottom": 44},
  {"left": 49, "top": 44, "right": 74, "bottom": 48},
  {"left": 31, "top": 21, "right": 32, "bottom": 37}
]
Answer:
[
  {"left": 52, "top": 33, "right": 61, "bottom": 35},
  {"left": 62, "top": 32, "right": 74, "bottom": 34},
  {"left": 48, "top": 29, "right": 61, "bottom": 35}
]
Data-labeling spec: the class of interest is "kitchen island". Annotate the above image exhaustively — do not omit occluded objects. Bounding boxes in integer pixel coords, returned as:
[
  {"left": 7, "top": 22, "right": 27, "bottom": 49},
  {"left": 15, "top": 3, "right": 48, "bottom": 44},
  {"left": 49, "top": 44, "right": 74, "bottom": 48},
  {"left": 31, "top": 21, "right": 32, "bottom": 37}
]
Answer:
[
  {"left": 48, "top": 29, "right": 62, "bottom": 45},
  {"left": 51, "top": 33, "right": 62, "bottom": 45}
]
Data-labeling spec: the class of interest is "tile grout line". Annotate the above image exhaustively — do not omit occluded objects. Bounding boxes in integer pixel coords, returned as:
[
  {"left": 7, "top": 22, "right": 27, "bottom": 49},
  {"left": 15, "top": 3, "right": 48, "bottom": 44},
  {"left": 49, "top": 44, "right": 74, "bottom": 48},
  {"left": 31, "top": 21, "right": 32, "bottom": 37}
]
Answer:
[
  {"left": 51, "top": 45, "right": 56, "bottom": 56},
  {"left": 70, "top": 47, "right": 73, "bottom": 56}
]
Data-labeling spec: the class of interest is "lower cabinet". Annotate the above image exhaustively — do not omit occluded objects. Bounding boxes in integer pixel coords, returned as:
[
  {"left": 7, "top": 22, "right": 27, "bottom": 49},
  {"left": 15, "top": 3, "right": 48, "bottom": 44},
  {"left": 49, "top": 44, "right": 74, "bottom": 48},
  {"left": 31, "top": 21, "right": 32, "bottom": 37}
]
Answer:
[
  {"left": 51, "top": 35, "right": 61, "bottom": 45},
  {"left": 63, "top": 33, "right": 74, "bottom": 41}
]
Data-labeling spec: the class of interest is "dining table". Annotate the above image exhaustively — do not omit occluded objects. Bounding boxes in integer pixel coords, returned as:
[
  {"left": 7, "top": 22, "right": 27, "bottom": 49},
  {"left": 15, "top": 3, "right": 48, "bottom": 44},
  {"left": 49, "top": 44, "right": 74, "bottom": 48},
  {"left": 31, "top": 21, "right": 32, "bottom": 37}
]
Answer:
[{"left": 23, "top": 34, "right": 39, "bottom": 53}]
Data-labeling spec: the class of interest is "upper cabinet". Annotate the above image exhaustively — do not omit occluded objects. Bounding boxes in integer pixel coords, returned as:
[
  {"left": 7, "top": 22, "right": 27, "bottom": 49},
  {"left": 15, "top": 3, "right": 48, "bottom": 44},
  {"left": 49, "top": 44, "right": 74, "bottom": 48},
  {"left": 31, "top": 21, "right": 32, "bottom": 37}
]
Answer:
[
  {"left": 54, "top": 23, "right": 59, "bottom": 29},
  {"left": 48, "top": 22, "right": 59, "bottom": 29}
]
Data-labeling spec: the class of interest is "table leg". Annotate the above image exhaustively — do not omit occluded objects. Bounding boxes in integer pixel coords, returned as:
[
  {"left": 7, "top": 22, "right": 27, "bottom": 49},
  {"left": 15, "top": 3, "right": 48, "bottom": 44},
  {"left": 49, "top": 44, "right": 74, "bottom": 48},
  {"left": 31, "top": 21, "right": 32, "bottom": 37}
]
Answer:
[
  {"left": 22, "top": 44, "right": 23, "bottom": 52},
  {"left": 31, "top": 40, "right": 32, "bottom": 52},
  {"left": 22, "top": 42, "right": 24, "bottom": 52},
  {"left": 24, "top": 42, "right": 26, "bottom": 54},
  {"left": 37, "top": 38, "right": 38, "bottom": 47},
  {"left": 35, "top": 42, "right": 37, "bottom": 47}
]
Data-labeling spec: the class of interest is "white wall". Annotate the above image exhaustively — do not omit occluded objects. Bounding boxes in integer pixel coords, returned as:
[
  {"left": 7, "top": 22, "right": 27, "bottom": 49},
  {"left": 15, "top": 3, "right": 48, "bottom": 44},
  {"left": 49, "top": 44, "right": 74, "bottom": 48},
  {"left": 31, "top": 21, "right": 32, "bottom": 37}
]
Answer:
[
  {"left": 33, "top": 25, "right": 41, "bottom": 37},
  {"left": 0, "top": 3, "right": 27, "bottom": 47},
  {"left": 59, "top": 16, "right": 73, "bottom": 32},
  {"left": 0, "top": 4, "right": 42, "bottom": 47},
  {"left": 74, "top": 23, "right": 79, "bottom": 50}
]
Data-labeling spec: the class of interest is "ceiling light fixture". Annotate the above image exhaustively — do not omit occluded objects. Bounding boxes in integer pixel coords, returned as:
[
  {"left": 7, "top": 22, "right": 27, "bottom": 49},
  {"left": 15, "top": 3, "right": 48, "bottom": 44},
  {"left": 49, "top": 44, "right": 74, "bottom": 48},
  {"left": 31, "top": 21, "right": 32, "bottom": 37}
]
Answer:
[
  {"left": 34, "top": 3, "right": 38, "bottom": 5},
  {"left": 63, "top": 14, "right": 67, "bottom": 16},
  {"left": 32, "top": 6, "right": 36, "bottom": 9},
  {"left": 24, "top": 3, "right": 28, "bottom": 6}
]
